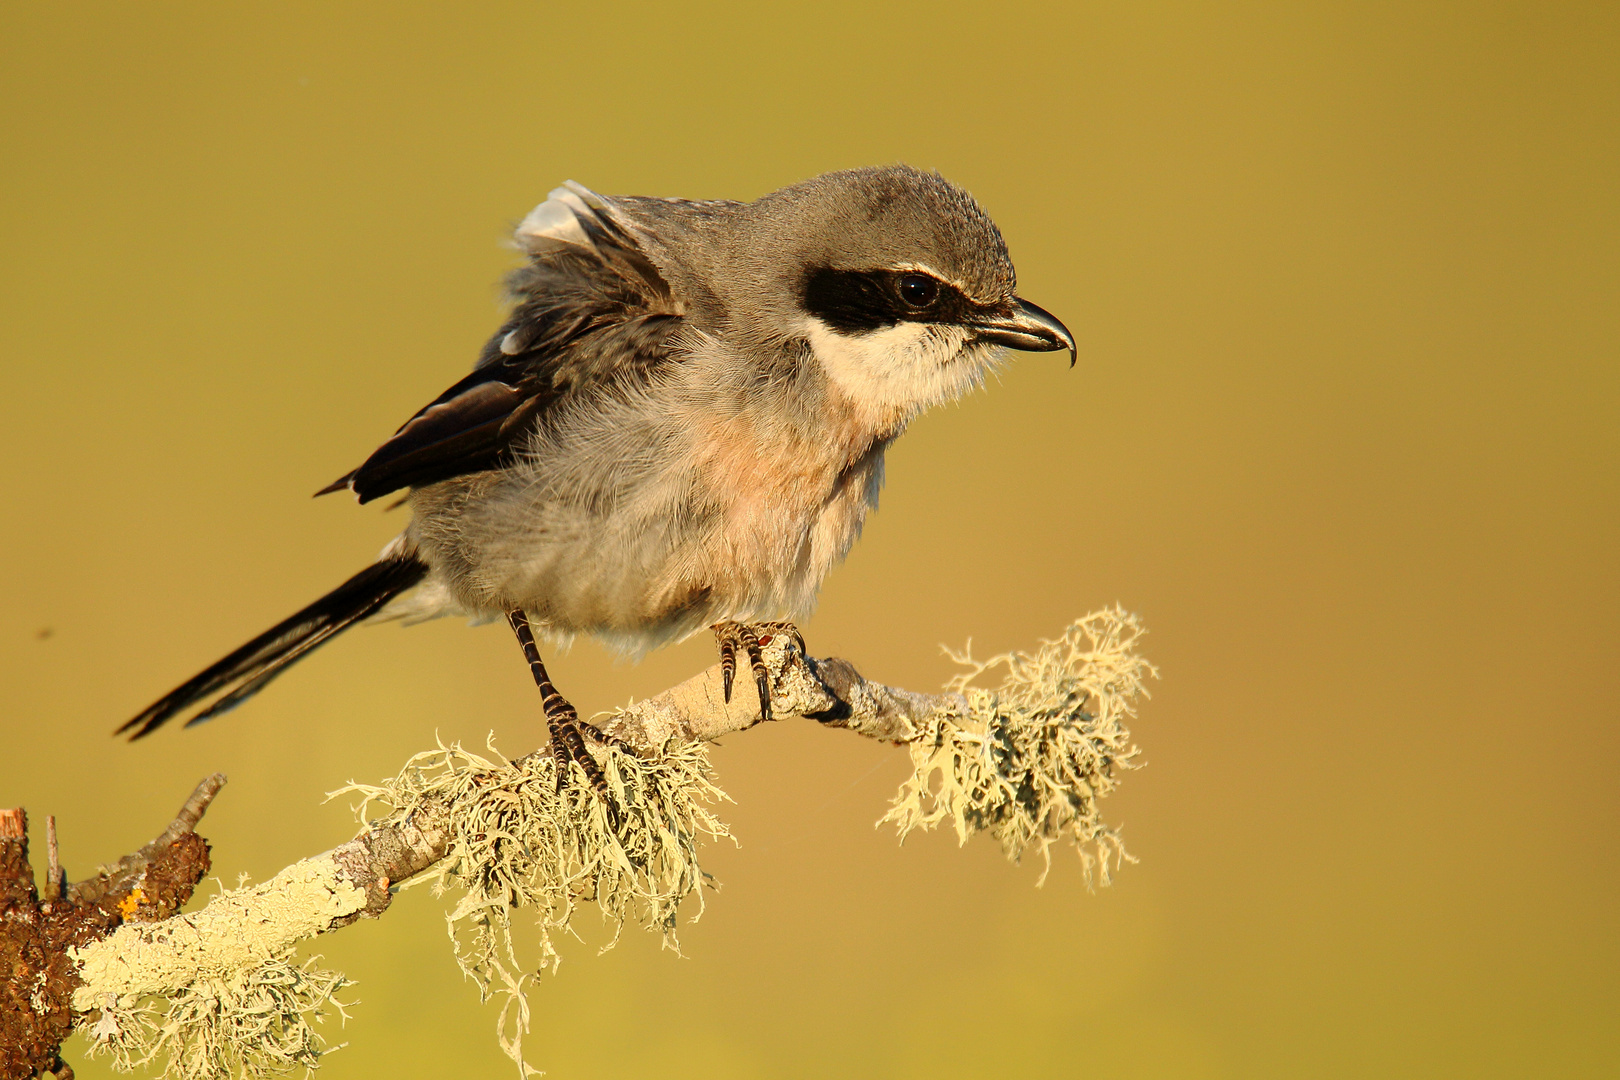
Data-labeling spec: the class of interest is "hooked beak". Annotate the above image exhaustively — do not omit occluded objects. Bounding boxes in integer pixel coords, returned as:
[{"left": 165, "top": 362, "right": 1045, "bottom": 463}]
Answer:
[{"left": 971, "top": 298, "right": 1077, "bottom": 367}]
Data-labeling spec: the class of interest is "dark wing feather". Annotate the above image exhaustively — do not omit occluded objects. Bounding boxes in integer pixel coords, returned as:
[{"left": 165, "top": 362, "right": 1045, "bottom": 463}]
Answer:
[{"left": 320, "top": 183, "right": 683, "bottom": 504}]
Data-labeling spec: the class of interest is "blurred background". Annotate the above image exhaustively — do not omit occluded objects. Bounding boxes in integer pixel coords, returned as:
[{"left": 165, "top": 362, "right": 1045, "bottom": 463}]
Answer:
[{"left": 2, "top": 2, "right": 1615, "bottom": 1077}]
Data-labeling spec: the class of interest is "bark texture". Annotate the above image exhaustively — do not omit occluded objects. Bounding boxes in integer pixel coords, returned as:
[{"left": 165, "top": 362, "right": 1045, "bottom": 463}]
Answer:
[{"left": 1, "top": 779, "right": 222, "bottom": 1080}]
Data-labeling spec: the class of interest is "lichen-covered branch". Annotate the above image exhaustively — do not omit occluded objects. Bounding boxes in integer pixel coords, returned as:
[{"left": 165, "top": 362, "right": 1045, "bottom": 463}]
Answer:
[
  {"left": 67, "top": 774, "right": 226, "bottom": 911},
  {"left": 59, "top": 608, "right": 1153, "bottom": 1080},
  {"left": 1, "top": 777, "right": 224, "bottom": 1080},
  {"left": 602, "top": 636, "right": 952, "bottom": 747}
]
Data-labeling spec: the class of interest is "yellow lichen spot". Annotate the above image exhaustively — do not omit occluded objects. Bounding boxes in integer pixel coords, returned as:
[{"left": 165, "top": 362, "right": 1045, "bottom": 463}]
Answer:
[{"left": 116, "top": 887, "right": 146, "bottom": 920}]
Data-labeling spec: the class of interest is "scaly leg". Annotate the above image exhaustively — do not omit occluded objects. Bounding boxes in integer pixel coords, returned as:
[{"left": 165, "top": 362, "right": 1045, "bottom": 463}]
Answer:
[
  {"left": 506, "top": 609, "right": 622, "bottom": 809},
  {"left": 711, "top": 620, "right": 807, "bottom": 723}
]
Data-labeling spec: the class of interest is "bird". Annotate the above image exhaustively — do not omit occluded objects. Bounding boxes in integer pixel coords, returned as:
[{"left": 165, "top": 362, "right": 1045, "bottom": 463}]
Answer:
[{"left": 117, "top": 164, "right": 1076, "bottom": 806}]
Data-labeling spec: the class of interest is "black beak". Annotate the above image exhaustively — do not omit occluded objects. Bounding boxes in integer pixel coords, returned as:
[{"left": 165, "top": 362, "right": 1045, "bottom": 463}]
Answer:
[{"left": 971, "top": 298, "right": 1077, "bottom": 367}]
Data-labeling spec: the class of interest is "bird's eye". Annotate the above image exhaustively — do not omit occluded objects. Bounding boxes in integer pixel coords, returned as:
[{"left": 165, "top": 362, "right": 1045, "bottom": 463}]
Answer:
[{"left": 898, "top": 273, "right": 939, "bottom": 308}]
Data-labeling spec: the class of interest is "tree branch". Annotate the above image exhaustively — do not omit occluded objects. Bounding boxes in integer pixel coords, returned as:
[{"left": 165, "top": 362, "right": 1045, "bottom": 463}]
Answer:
[
  {"left": 2, "top": 777, "right": 225, "bottom": 1080},
  {"left": 33, "top": 609, "right": 1152, "bottom": 1079},
  {"left": 95, "top": 642, "right": 944, "bottom": 958},
  {"left": 67, "top": 773, "right": 226, "bottom": 910}
]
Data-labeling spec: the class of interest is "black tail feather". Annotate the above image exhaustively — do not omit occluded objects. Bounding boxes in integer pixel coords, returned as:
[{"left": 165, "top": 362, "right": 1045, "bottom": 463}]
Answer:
[{"left": 118, "top": 557, "right": 429, "bottom": 740}]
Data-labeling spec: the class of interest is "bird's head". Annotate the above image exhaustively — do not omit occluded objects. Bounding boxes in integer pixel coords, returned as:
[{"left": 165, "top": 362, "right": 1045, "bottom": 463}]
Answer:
[{"left": 727, "top": 164, "right": 1075, "bottom": 422}]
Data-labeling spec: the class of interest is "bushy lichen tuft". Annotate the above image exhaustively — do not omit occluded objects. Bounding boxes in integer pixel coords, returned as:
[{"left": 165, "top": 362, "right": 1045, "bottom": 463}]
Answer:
[
  {"left": 336, "top": 735, "right": 730, "bottom": 1075},
  {"left": 80, "top": 952, "right": 351, "bottom": 1080},
  {"left": 881, "top": 607, "right": 1154, "bottom": 886}
]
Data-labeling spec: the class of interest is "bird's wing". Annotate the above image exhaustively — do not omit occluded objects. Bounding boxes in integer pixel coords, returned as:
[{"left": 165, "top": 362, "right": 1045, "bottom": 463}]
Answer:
[{"left": 318, "top": 182, "right": 685, "bottom": 504}]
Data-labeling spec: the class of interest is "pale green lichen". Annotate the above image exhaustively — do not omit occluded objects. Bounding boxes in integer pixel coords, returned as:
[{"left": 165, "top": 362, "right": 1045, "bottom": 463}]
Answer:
[
  {"left": 73, "top": 863, "right": 367, "bottom": 1010},
  {"left": 78, "top": 930, "right": 352, "bottom": 1080},
  {"left": 335, "top": 735, "right": 731, "bottom": 1075},
  {"left": 881, "top": 607, "right": 1155, "bottom": 886},
  {"left": 73, "top": 861, "right": 364, "bottom": 1079}
]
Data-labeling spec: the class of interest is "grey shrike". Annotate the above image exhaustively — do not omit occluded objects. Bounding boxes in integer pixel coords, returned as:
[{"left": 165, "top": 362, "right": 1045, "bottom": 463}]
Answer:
[{"left": 119, "top": 164, "right": 1076, "bottom": 805}]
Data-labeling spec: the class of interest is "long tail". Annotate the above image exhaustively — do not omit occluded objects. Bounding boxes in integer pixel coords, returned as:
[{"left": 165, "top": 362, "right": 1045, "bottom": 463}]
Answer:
[{"left": 118, "top": 556, "right": 429, "bottom": 740}]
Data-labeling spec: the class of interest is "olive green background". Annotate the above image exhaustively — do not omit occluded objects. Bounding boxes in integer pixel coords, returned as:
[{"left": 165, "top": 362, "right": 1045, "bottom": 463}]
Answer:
[{"left": 3, "top": 3, "right": 1615, "bottom": 1077}]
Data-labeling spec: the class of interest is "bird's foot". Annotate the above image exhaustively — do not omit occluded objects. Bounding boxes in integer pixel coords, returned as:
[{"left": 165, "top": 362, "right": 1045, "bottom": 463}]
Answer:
[
  {"left": 507, "top": 608, "right": 633, "bottom": 825},
  {"left": 540, "top": 696, "right": 618, "bottom": 803},
  {"left": 547, "top": 704, "right": 646, "bottom": 835},
  {"left": 711, "top": 620, "right": 807, "bottom": 723}
]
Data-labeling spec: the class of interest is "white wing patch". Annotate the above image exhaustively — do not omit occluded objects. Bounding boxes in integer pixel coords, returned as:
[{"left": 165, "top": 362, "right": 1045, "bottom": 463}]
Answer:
[{"left": 512, "top": 181, "right": 616, "bottom": 254}]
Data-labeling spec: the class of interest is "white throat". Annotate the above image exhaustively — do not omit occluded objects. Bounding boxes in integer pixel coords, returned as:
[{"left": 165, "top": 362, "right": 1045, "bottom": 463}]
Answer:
[{"left": 802, "top": 318, "right": 997, "bottom": 423}]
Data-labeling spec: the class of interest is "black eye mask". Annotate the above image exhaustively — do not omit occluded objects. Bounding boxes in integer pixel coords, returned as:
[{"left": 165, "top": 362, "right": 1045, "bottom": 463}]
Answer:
[{"left": 800, "top": 266, "right": 1001, "bottom": 334}]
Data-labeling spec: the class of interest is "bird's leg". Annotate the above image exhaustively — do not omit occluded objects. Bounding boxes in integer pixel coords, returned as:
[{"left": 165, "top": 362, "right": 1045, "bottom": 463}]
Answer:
[
  {"left": 506, "top": 609, "right": 620, "bottom": 808},
  {"left": 710, "top": 620, "right": 806, "bottom": 723}
]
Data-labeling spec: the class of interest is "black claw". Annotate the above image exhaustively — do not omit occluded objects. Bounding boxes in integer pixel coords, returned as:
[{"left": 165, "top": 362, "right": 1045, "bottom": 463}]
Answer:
[
  {"left": 552, "top": 743, "right": 571, "bottom": 795},
  {"left": 740, "top": 629, "right": 769, "bottom": 720},
  {"left": 755, "top": 672, "right": 773, "bottom": 723},
  {"left": 713, "top": 620, "right": 805, "bottom": 725}
]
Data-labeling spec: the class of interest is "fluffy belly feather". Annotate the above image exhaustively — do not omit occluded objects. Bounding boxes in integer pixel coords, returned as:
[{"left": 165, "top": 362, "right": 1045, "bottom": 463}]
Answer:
[{"left": 401, "top": 398, "right": 891, "bottom": 655}]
